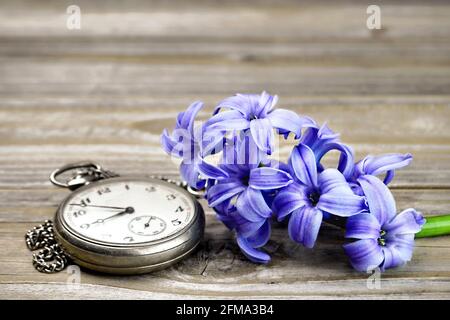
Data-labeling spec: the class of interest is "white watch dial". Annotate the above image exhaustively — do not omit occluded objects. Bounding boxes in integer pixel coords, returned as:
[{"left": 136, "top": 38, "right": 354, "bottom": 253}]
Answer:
[{"left": 61, "top": 180, "right": 195, "bottom": 245}]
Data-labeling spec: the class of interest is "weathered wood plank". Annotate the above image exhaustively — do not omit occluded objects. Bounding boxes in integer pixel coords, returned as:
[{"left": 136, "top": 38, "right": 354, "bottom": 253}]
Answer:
[
  {"left": 1, "top": 61, "right": 450, "bottom": 95},
  {"left": 1, "top": 221, "right": 450, "bottom": 299},
  {"left": 0, "top": 100, "right": 448, "bottom": 187},
  {"left": 0, "top": 102, "right": 449, "bottom": 143},
  {"left": 1, "top": 1, "right": 450, "bottom": 41},
  {"left": 2, "top": 281, "right": 450, "bottom": 300},
  {"left": 1, "top": 38, "right": 449, "bottom": 68}
]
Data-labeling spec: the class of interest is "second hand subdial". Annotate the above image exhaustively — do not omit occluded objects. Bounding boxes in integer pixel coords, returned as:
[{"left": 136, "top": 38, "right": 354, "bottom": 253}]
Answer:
[
  {"left": 144, "top": 216, "right": 154, "bottom": 228},
  {"left": 129, "top": 215, "right": 166, "bottom": 236}
]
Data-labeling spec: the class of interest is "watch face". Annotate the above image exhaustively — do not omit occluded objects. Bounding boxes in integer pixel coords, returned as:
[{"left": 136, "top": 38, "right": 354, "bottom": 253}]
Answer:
[{"left": 60, "top": 179, "right": 196, "bottom": 245}]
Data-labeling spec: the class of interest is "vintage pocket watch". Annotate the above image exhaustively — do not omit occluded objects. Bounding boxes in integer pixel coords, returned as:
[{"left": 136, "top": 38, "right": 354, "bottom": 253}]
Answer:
[{"left": 25, "top": 162, "right": 205, "bottom": 274}]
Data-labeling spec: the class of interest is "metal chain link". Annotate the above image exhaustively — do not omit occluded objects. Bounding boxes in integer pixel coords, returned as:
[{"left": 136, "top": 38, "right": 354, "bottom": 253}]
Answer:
[
  {"left": 25, "top": 163, "right": 205, "bottom": 273},
  {"left": 25, "top": 220, "right": 69, "bottom": 273}
]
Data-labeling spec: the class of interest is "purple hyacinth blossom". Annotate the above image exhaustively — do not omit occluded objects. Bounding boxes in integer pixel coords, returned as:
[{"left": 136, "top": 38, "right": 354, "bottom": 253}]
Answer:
[
  {"left": 161, "top": 101, "right": 220, "bottom": 190},
  {"left": 273, "top": 143, "right": 367, "bottom": 248},
  {"left": 344, "top": 175, "right": 425, "bottom": 272},
  {"left": 353, "top": 153, "right": 413, "bottom": 185},
  {"left": 300, "top": 123, "right": 355, "bottom": 180},
  {"left": 202, "top": 91, "right": 314, "bottom": 155},
  {"left": 216, "top": 193, "right": 274, "bottom": 264},
  {"left": 202, "top": 136, "right": 293, "bottom": 263},
  {"left": 349, "top": 153, "right": 413, "bottom": 196}
]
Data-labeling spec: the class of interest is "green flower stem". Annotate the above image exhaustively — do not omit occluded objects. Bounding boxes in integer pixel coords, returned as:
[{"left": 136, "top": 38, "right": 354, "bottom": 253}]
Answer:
[{"left": 416, "top": 215, "right": 450, "bottom": 238}]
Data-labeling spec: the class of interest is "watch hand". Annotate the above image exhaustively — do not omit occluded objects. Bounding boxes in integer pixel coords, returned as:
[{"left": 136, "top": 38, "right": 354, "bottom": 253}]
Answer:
[
  {"left": 144, "top": 216, "right": 154, "bottom": 228},
  {"left": 70, "top": 204, "right": 128, "bottom": 210},
  {"left": 90, "top": 207, "right": 135, "bottom": 225}
]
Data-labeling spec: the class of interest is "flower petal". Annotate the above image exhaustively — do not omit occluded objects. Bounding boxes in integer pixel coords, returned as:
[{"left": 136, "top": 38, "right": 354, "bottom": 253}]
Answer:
[
  {"left": 272, "top": 182, "right": 309, "bottom": 221},
  {"left": 222, "top": 137, "right": 240, "bottom": 165},
  {"left": 160, "top": 129, "right": 178, "bottom": 156},
  {"left": 300, "top": 124, "right": 354, "bottom": 179},
  {"left": 234, "top": 214, "right": 266, "bottom": 238},
  {"left": 261, "top": 159, "right": 291, "bottom": 173},
  {"left": 316, "top": 168, "right": 367, "bottom": 217},
  {"left": 318, "top": 168, "right": 354, "bottom": 195},
  {"left": 219, "top": 163, "right": 248, "bottom": 178},
  {"left": 343, "top": 239, "right": 384, "bottom": 272},
  {"left": 180, "top": 162, "right": 205, "bottom": 190},
  {"left": 316, "top": 142, "right": 354, "bottom": 180},
  {"left": 381, "top": 234, "right": 415, "bottom": 270},
  {"left": 197, "top": 157, "right": 229, "bottom": 179},
  {"left": 246, "top": 220, "right": 271, "bottom": 248},
  {"left": 233, "top": 134, "right": 263, "bottom": 168},
  {"left": 201, "top": 130, "right": 226, "bottom": 157},
  {"left": 289, "top": 144, "right": 318, "bottom": 187},
  {"left": 250, "top": 118, "right": 275, "bottom": 154},
  {"left": 317, "top": 192, "right": 366, "bottom": 217},
  {"left": 214, "top": 94, "right": 252, "bottom": 118},
  {"left": 207, "top": 179, "right": 246, "bottom": 208},
  {"left": 362, "top": 153, "right": 413, "bottom": 184},
  {"left": 288, "top": 206, "right": 322, "bottom": 248},
  {"left": 383, "top": 208, "right": 425, "bottom": 236},
  {"left": 170, "top": 127, "right": 196, "bottom": 161},
  {"left": 358, "top": 175, "right": 396, "bottom": 225},
  {"left": 237, "top": 235, "right": 270, "bottom": 264},
  {"left": 383, "top": 170, "right": 395, "bottom": 186},
  {"left": 298, "top": 115, "right": 318, "bottom": 129},
  {"left": 301, "top": 124, "right": 338, "bottom": 147},
  {"left": 236, "top": 188, "right": 272, "bottom": 222},
  {"left": 206, "top": 110, "right": 250, "bottom": 131},
  {"left": 345, "top": 213, "right": 381, "bottom": 240},
  {"left": 249, "top": 167, "right": 293, "bottom": 190},
  {"left": 256, "top": 91, "right": 277, "bottom": 118},
  {"left": 266, "top": 108, "right": 303, "bottom": 138},
  {"left": 336, "top": 144, "right": 355, "bottom": 179},
  {"left": 214, "top": 202, "right": 236, "bottom": 230},
  {"left": 318, "top": 123, "right": 340, "bottom": 140},
  {"left": 177, "top": 101, "right": 203, "bottom": 132}
]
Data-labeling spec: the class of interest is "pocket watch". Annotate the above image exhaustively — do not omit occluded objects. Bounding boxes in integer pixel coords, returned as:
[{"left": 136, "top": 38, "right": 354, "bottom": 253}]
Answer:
[{"left": 25, "top": 162, "right": 205, "bottom": 274}]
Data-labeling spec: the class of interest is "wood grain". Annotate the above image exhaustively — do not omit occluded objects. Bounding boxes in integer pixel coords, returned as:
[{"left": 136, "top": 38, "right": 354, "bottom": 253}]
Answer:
[{"left": 0, "top": 0, "right": 449, "bottom": 299}]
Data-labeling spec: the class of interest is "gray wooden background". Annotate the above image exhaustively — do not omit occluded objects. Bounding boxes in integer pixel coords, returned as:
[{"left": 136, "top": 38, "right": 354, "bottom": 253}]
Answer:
[{"left": 0, "top": 0, "right": 449, "bottom": 299}]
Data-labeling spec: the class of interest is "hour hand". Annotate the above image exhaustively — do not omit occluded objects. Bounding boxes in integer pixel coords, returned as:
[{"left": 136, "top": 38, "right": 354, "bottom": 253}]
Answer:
[{"left": 91, "top": 218, "right": 105, "bottom": 225}]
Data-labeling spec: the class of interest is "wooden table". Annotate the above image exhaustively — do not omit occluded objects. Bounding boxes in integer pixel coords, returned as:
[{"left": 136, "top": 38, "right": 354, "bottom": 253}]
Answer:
[{"left": 0, "top": 0, "right": 449, "bottom": 299}]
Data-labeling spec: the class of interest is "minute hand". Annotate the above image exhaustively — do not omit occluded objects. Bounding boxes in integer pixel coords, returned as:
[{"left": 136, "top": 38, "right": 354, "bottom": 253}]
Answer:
[{"left": 70, "top": 204, "right": 128, "bottom": 210}]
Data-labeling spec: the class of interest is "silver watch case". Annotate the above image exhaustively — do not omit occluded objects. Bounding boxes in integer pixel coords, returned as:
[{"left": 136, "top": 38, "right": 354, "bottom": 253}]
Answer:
[{"left": 53, "top": 177, "right": 205, "bottom": 275}]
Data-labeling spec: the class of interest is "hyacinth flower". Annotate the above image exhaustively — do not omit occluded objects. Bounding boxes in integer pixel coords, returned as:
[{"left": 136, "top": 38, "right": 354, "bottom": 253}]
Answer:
[
  {"left": 202, "top": 91, "right": 314, "bottom": 155},
  {"left": 161, "top": 101, "right": 221, "bottom": 190},
  {"left": 201, "top": 135, "right": 293, "bottom": 263},
  {"left": 300, "top": 123, "right": 355, "bottom": 180},
  {"left": 273, "top": 143, "right": 367, "bottom": 248},
  {"left": 344, "top": 175, "right": 425, "bottom": 271},
  {"left": 160, "top": 92, "right": 450, "bottom": 270},
  {"left": 349, "top": 153, "right": 413, "bottom": 195}
]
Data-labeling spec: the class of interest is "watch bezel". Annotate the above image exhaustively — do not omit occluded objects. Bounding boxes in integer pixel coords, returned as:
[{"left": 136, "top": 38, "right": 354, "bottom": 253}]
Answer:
[{"left": 56, "top": 177, "right": 200, "bottom": 247}]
